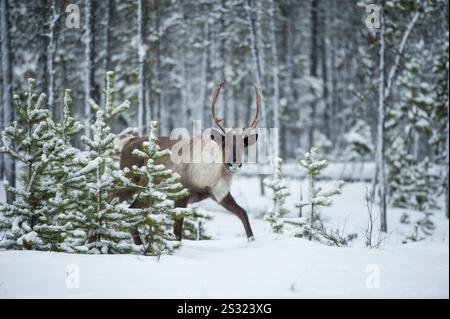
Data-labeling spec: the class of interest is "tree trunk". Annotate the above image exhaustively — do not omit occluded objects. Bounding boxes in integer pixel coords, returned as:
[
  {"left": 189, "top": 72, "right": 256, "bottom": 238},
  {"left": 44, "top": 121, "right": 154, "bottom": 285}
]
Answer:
[
  {"left": 246, "top": 0, "right": 267, "bottom": 196},
  {"left": 179, "top": 2, "right": 190, "bottom": 128},
  {"left": 283, "top": 0, "right": 295, "bottom": 159},
  {"left": 246, "top": 0, "right": 266, "bottom": 126},
  {"left": 47, "top": 0, "right": 59, "bottom": 119},
  {"left": 269, "top": 0, "right": 280, "bottom": 132},
  {"left": 0, "top": 0, "right": 15, "bottom": 204},
  {"left": 320, "top": 1, "right": 330, "bottom": 139},
  {"left": 102, "top": 0, "right": 111, "bottom": 109},
  {"left": 202, "top": 21, "right": 212, "bottom": 129},
  {"left": 137, "top": 0, "right": 147, "bottom": 134},
  {"left": 446, "top": 70, "right": 449, "bottom": 219},
  {"left": 308, "top": 0, "right": 319, "bottom": 150},
  {"left": 153, "top": 0, "right": 162, "bottom": 129},
  {"left": 329, "top": 0, "right": 338, "bottom": 146},
  {"left": 84, "top": 0, "right": 95, "bottom": 138},
  {"left": 376, "top": 12, "right": 387, "bottom": 233},
  {"left": 36, "top": 1, "right": 47, "bottom": 95}
]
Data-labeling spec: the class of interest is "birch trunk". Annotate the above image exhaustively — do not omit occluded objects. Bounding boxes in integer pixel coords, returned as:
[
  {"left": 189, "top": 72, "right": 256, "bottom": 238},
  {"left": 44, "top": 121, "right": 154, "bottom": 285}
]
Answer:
[
  {"left": 373, "top": 10, "right": 420, "bottom": 230},
  {"left": 376, "top": 12, "right": 387, "bottom": 233}
]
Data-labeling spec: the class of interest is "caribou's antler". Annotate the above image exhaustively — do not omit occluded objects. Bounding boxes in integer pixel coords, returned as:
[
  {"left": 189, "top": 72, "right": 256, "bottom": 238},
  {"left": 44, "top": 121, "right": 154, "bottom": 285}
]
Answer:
[
  {"left": 211, "top": 81, "right": 261, "bottom": 132},
  {"left": 211, "top": 81, "right": 225, "bottom": 133},
  {"left": 249, "top": 84, "right": 260, "bottom": 129}
]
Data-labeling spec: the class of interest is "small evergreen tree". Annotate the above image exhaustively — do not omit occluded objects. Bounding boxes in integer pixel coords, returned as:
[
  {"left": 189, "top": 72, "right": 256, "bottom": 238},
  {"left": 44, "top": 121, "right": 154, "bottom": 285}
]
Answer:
[
  {"left": 33, "top": 89, "right": 86, "bottom": 252},
  {"left": 430, "top": 34, "right": 449, "bottom": 163},
  {"left": 430, "top": 34, "right": 449, "bottom": 219},
  {"left": 183, "top": 205, "right": 213, "bottom": 240},
  {"left": 386, "top": 54, "right": 439, "bottom": 209},
  {"left": 385, "top": 52, "right": 441, "bottom": 239},
  {"left": 0, "top": 79, "right": 56, "bottom": 249},
  {"left": 71, "top": 72, "right": 132, "bottom": 254},
  {"left": 391, "top": 159, "right": 440, "bottom": 211},
  {"left": 342, "top": 119, "right": 373, "bottom": 162},
  {"left": 295, "top": 147, "right": 345, "bottom": 241},
  {"left": 264, "top": 157, "right": 290, "bottom": 234},
  {"left": 118, "top": 121, "right": 190, "bottom": 256}
]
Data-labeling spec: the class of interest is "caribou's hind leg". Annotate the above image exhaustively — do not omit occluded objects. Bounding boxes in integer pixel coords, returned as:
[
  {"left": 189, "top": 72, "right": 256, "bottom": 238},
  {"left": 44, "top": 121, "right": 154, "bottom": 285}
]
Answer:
[
  {"left": 174, "top": 197, "right": 189, "bottom": 241},
  {"left": 129, "top": 197, "right": 143, "bottom": 245}
]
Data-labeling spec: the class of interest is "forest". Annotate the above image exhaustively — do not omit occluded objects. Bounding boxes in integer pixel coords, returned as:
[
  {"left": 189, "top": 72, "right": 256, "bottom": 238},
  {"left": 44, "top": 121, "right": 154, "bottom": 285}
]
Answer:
[{"left": 0, "top": 0, "right": 448, "bottom": 298}]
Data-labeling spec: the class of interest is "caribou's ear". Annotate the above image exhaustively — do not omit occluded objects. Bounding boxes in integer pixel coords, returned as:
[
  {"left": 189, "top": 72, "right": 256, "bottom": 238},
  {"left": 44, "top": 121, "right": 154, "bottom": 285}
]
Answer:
[
  {"left": 244, "top": 132, "right": 258, "bottom": 148},
  {"left": 210, "top": 128, "right": 225, "bottom": 145}
]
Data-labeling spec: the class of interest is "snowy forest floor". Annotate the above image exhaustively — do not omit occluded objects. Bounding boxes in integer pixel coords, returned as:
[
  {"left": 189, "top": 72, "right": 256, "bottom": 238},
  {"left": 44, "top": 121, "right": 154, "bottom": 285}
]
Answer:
[{"left": 0, "top": 169, "right": 448, "bottom": 298}]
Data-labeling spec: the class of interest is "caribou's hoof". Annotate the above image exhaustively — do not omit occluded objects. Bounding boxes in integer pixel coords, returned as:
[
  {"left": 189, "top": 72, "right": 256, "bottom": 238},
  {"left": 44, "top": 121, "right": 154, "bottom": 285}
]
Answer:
[{"left": 248, "top": 236, "right": 255, "bottom": 243}]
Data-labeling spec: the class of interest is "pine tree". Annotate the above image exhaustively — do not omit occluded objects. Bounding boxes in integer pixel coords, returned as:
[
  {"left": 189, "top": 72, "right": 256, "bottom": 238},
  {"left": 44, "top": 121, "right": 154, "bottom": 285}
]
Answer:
[
  {"left": 182, "top": 205, "right": 213, "bottom": 241},
  {"left": 342, "top": 119, "right": 373, "bottom": 162},
  {"left": 71, "top": 72, "right": 132, "bottom": 254},
  {"left": 386, "top": 54, "right": 440, "bottom": 215},
  {"left": 431, "top": 34, "right": 449, "bottom": 219},
  {"left": 33, "top": 89, "right": 86, "bottom": 252},
  {"left": 0, "top": 78, "right": 56, "bottom": 249},
  {"left": 118, "top": 121, "right": 190, "bottom": 256},
  {"left": 264, "top": 157, "right": 290, "bottom": 234},
  {"left": 295, "top": 147, "right": 345, "bottom": 241}
]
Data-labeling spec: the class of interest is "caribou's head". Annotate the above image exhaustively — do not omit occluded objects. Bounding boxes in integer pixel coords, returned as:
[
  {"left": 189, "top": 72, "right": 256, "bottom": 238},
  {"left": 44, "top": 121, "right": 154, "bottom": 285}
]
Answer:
[{"left": 209, "top": 81, "right": 260, "bottom": 174}]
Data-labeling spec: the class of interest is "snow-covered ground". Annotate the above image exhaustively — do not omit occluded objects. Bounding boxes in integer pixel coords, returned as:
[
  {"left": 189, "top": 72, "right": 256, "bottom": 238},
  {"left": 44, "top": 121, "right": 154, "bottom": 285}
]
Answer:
[{"left": 0, "top": 173, "right": 448, "bottom": 298}]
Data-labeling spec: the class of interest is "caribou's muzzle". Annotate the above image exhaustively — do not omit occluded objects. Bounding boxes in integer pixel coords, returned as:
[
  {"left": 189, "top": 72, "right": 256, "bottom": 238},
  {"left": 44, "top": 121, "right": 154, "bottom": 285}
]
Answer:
[{"left": 227, "top": 162, "right": 242, "bottom": 173}]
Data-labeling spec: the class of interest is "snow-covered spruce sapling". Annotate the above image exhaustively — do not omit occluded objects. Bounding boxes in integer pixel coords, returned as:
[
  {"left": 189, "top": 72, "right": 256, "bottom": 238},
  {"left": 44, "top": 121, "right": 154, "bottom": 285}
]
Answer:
[
  {"left": 72, "top": 72, "right": 132, "bottom": 254},
  {"left": 293, "top": 147, "right": 345, "bottom": 242},
  {"left": 33, "top": 89, "right": 86, "bottom": 252},
  {"left": 88, "top": 71, "right": 130, "bottom": 124},
  {"left": 385, "top": 54, "right": 440, "bottom": 238},
  {"left": 264, "top": 157, "right": 290, "bottom": 234},
  {"left": 118, "top": 121, "right": 190, "bottom": 256},
  {"left": 388, "top": 152, "right": 439, "bottom": 240},
  {"left": 342, "top": 119, "right": 373, "bottom": 179},
  {"left": 183, "top": 205, "right": 213, "bottom": 240},
  {"left": 0, "top": 79, "right": 56, "bottom": 249}
]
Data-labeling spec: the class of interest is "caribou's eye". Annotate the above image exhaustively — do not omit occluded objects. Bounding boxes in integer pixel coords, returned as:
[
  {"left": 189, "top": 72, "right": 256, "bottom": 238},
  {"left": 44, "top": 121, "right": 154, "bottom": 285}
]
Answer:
[{"left": 244, "top": 134, "right": 258, "bottom": 147}]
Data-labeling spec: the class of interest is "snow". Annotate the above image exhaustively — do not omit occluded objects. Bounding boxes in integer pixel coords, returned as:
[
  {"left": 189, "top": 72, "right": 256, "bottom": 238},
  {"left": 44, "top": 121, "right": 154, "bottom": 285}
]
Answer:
[
  {"left": 0, "top": 176, "right": 448, "bottom": 298},
  {"left": 240, "top": 161, "right": 376, "bottom": 181},
  {"left": 0, "top": 237, "right": 447, "bottom": 299}
]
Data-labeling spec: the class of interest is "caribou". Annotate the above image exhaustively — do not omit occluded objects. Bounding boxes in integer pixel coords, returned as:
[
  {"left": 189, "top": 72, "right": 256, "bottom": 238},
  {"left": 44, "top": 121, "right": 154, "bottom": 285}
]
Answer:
[{"left": 115, "top": 82, "right": 260, "bottom": 243}]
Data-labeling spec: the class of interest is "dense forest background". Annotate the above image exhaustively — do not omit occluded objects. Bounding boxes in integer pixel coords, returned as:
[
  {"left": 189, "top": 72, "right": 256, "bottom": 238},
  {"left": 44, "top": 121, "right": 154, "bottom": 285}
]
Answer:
[{"left": 0, "top": 0, "right": 449, "bottom": 221}]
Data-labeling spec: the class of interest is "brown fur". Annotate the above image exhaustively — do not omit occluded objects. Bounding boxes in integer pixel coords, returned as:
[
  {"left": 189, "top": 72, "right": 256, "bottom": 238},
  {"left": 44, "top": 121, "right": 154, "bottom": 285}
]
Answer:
[{"left": 116, "top": 134, "right": 255, "bottom": 243}]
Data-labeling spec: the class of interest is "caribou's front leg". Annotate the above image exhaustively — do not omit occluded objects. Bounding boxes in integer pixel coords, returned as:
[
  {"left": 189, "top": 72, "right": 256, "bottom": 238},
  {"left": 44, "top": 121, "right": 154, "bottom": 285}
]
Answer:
[{"left": 219, "top": 192, "right": 255, "bottom": 241}]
